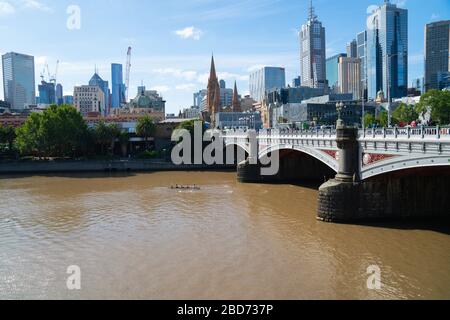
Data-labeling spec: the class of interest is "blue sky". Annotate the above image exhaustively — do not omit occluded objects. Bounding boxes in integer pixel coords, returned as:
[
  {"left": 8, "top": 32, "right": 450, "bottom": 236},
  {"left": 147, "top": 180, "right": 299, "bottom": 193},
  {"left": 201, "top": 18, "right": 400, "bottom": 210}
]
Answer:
[{"left": 0, "top": 0, "right": 449, "bottom": 114}]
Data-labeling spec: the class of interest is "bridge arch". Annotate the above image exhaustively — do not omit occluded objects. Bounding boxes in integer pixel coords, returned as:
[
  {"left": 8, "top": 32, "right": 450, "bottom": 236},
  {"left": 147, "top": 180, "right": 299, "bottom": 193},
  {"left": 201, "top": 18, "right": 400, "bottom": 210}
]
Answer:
[
  {"left": 223, "top": 141, "right": 250, "bottom": 165},
  {"left": 361, "top": 154, "right": 450, "bottom": 180},
  {"left": 258, "top": 145, "right": 338, "bottom": 182},
  {"left": 259, "top": 144, "right": 339, "bottom": 173}
]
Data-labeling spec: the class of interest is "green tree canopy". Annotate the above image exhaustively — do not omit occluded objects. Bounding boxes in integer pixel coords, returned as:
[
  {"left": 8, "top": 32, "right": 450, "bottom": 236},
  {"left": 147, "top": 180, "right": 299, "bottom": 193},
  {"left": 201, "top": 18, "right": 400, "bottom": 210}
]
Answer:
[
  {"left": 136, "top": 116, "right": 156, "bottom": 150},
  {"left": 0, "top": 124, "right": 17, "bottom": 151},
  {"left": 93, "top": 121, "right": 121, "bottom": 155},
  {"left": 392, "top": 103, "right": 419, "bottom": 126},
  {"left": 416, "top": 89, "right": 450, "bottom": 125},
  {"left": 15, "top": 104, "right": 88, "bottom": 157}
]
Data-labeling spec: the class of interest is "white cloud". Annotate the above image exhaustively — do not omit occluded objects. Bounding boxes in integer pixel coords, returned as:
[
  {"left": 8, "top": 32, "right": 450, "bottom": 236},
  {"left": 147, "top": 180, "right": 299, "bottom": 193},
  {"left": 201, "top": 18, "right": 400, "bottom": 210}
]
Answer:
[
  {"left": 22, "top": 0, "right": 52, "bottom": 12},
  {"left": 0, "top": 2, "right": 15, "bottom": 16},
  {"left": 153, "top": 68, "right": 198, "bottom": 81},
  {"left": 431, "top": 13, "right": 440, "bottom": 21},
  {"left": 174, "top": 26, "right": 203, "bottom": 40},
  {"left": 150, "top": 85, "right": 170, "bottom": 93},
  {"left": 175, "top": 84, "right": 196, "bottom": 91},
  {"left": 197, "top": 71, "right": 248, "bottom": 85}
]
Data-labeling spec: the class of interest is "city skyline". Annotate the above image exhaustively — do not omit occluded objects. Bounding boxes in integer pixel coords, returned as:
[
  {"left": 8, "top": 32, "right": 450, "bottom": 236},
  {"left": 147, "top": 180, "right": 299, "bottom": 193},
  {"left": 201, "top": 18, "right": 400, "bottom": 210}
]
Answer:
[{"left": 0, "top": 0, "right": 449, "bottom": 114}]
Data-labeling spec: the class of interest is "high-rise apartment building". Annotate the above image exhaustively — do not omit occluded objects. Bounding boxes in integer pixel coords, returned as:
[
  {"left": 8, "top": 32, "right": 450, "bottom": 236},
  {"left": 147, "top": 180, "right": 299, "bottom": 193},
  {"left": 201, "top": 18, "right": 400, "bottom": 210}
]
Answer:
[
  {"left": 424, "top": 20, "right": 450, "bottom": 91},
  {"left": 249, "top": 67, "right": 286, "bottom": 102},
  {"left": 299, "top": 1, "right": 326, "bottom": 89},
  {"left": 367, "top": 1, "right": 408, "bottom": 100},
  {"left": 2, "top": 52, "right": 35, "bottom": 111}
]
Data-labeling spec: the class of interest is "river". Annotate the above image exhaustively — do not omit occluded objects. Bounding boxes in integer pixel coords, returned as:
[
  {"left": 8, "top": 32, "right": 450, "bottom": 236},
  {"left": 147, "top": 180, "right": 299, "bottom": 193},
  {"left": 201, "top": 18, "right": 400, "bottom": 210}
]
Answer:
[{"left": 0, "top": 172, "right": 449, "bottom": 299}]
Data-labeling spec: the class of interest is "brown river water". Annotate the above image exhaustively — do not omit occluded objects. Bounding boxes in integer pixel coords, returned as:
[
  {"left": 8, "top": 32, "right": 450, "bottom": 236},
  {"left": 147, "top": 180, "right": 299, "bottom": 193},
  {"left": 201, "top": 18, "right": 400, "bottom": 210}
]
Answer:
[{"left": 0, "top": 172, "right": 449, "bottom": 300}]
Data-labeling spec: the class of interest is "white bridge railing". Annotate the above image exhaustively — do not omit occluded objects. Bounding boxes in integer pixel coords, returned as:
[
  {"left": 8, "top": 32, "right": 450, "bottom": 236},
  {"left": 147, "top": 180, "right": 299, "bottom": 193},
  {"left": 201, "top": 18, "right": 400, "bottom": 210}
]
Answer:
[{"left": 224, "top": 126, "right": 450, "bottom": 142}]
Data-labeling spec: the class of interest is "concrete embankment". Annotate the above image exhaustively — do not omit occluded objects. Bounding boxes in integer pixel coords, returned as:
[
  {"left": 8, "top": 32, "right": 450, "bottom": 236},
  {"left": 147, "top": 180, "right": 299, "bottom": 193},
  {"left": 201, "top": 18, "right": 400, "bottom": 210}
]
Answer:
[{"left": 0, "top": 160, "right": 235, "bottom": 175}]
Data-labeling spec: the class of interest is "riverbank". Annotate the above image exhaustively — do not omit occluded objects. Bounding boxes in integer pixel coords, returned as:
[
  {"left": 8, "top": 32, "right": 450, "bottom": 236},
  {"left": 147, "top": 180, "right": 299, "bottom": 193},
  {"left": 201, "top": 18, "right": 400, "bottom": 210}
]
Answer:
[{"left": 0, "top": 159, "right": 235, "bottom": 175}]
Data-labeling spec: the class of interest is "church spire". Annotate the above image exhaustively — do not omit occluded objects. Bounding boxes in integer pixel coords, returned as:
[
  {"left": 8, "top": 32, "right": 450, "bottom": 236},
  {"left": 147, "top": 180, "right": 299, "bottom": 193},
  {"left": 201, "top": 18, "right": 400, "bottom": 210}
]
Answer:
[
  {"left": 207, "top": 54, "right": 221, "bottom": 119},
  {"left": 232, "top": 81, "right": 241, "bottom": 112},
  {"left": 210, "top": 54, "right": 217, "bottom": 80}
]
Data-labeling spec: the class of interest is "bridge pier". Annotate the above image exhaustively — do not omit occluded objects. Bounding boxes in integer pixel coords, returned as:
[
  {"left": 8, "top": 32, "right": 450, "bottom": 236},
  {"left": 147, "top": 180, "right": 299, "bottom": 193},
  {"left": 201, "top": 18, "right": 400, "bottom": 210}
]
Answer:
[
  {"left": 317, "top": 124, "right": 450, "bottom": 222},
  {"left": 317, "top": 123, "right": 362, "bottom": 222},
  {"left": 237, "top": 159, "right": 261, "bottom": 183}
]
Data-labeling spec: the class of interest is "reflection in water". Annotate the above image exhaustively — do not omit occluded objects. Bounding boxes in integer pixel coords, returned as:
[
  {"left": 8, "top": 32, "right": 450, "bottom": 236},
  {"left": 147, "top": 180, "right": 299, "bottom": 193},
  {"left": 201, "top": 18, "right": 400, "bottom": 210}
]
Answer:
[{"left": 0, "top": 172, "right": 449, "bottom": 299}]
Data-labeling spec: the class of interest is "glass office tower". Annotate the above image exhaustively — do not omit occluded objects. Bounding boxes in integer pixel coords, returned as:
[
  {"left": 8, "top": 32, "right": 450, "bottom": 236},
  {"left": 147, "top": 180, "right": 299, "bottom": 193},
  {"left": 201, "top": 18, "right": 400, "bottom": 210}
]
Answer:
[
  {"left": 424, "top": 20, "right": 450, "bottom": 92},
  {"left": 249, "top": 67, "right": 286, "bottom": 102},
  {"left": 326, "top": 53, "right": 347, "bottom": 93},
  {"left": 367, "top": 1, "right": 408, "bottom": 100},
  {"left": 111, "top": 63, "right": 125, "bottom": 108},
  {"left": 2, "top": 52, "right": 36, "bottom": 111},
  {"left": 357, "top": 31, "right": 368, "bottom": 99}
]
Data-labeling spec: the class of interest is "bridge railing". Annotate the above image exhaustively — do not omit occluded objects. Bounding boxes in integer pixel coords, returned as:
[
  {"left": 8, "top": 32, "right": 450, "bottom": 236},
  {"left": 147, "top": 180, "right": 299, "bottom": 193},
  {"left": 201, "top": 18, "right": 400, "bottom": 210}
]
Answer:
[{"left": 361, "top": 126, "right": 450, "bottom": 140}]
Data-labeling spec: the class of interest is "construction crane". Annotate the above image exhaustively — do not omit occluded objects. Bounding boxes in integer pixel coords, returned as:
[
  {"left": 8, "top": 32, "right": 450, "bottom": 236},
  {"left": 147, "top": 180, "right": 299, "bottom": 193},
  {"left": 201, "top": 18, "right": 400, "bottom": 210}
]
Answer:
[
  {"left": 49, "top": 60, "right": 59, "bottom": 87},
  {"left": 125, "top": 47, "right": 132, "bottom": 103}
]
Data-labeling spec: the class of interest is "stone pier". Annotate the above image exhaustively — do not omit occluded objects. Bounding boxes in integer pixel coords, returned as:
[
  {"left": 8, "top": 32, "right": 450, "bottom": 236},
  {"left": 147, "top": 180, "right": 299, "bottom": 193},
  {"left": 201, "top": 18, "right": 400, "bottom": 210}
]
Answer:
[{"left": 317, "top": 123, "right": 450, "bottom": 222}]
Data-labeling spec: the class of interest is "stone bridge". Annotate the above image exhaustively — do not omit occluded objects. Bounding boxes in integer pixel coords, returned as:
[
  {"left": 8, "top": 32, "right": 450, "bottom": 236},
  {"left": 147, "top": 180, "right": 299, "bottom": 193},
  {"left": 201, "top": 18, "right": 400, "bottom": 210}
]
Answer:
[{"left": 221, "top": 126, "right": 450, "bottom": 223}]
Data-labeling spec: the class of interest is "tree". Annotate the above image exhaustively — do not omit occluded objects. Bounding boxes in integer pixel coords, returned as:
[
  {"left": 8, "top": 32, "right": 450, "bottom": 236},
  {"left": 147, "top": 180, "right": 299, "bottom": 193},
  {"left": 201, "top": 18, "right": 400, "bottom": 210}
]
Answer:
[
  {"left": 15, "top": 112, "right": 45, "bottom": 157},
  {"left": 0, "top": 125, "right": 16, "bottom": 151},
  {"left": 364, "top": 113, "right": 377, "bottom": 128},
  {"left": 136, "top": 116, "right": 156, "bottom": 150},
  {"left": 15, "top": 105, "right": 89, "bottom": 158},
  {"left": 416, "top": 89, "right": 450, "bottom": 125},
  {"left": 94, "top": 121, "right": 121, "bottom": 155},
  {"left": 378, "top": 110, "right": 389, "bottom": 128},
  {"left": 118, "top": 131, "right": 130, "bottom": 157},
  {"left": 392, "top": 103, "right": 419, "bottom": 126}
]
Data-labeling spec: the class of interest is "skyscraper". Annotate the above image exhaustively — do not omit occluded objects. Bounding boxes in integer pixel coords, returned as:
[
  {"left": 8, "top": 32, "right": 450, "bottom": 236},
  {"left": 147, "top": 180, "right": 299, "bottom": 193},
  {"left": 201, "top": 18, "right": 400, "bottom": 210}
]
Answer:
[
  {"left": 300, "top": 1, "right": 326, "bottom": 89},
  {"left": 38, "top": 80, "right": 55, "bottom": 104},
  {"left": 249, "top": 67, "right": 286, "bottom": 102},
  {"left": 89, "top": 72, "right": 110, "bottom": 116},
  {"left": 357, "top": 31, "right": 368, "bottom": 99},
  {"left": 424, "top": 20, "right": 450, "bottom": 91},
  {"left": 111, "top": 63, "right": 125, "bottom": 108},
  {"left": 326, "top": 53, "right": 347, "bottom": 93},
  {"left": 338, "top": 57, "right": 361, "bottom": 100},
  {"left": 346, "top": 39, "right": 358, "bottom": 58},
  {"left": 56, "top": 84, "right": 63, "bottom": 105},
  {"left": 2, "top": 52, "right": 35, "bottom": 111},
  {"left": 367, "top": 1, "right": 408, "bottom": 100}
]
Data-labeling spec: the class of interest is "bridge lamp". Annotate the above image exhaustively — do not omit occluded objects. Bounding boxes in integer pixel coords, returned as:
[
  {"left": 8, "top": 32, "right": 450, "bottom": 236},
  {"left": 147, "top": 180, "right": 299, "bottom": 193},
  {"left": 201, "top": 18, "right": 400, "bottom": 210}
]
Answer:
[{"left": 336, "top": 102, "right": 345, "bottom": 128}]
